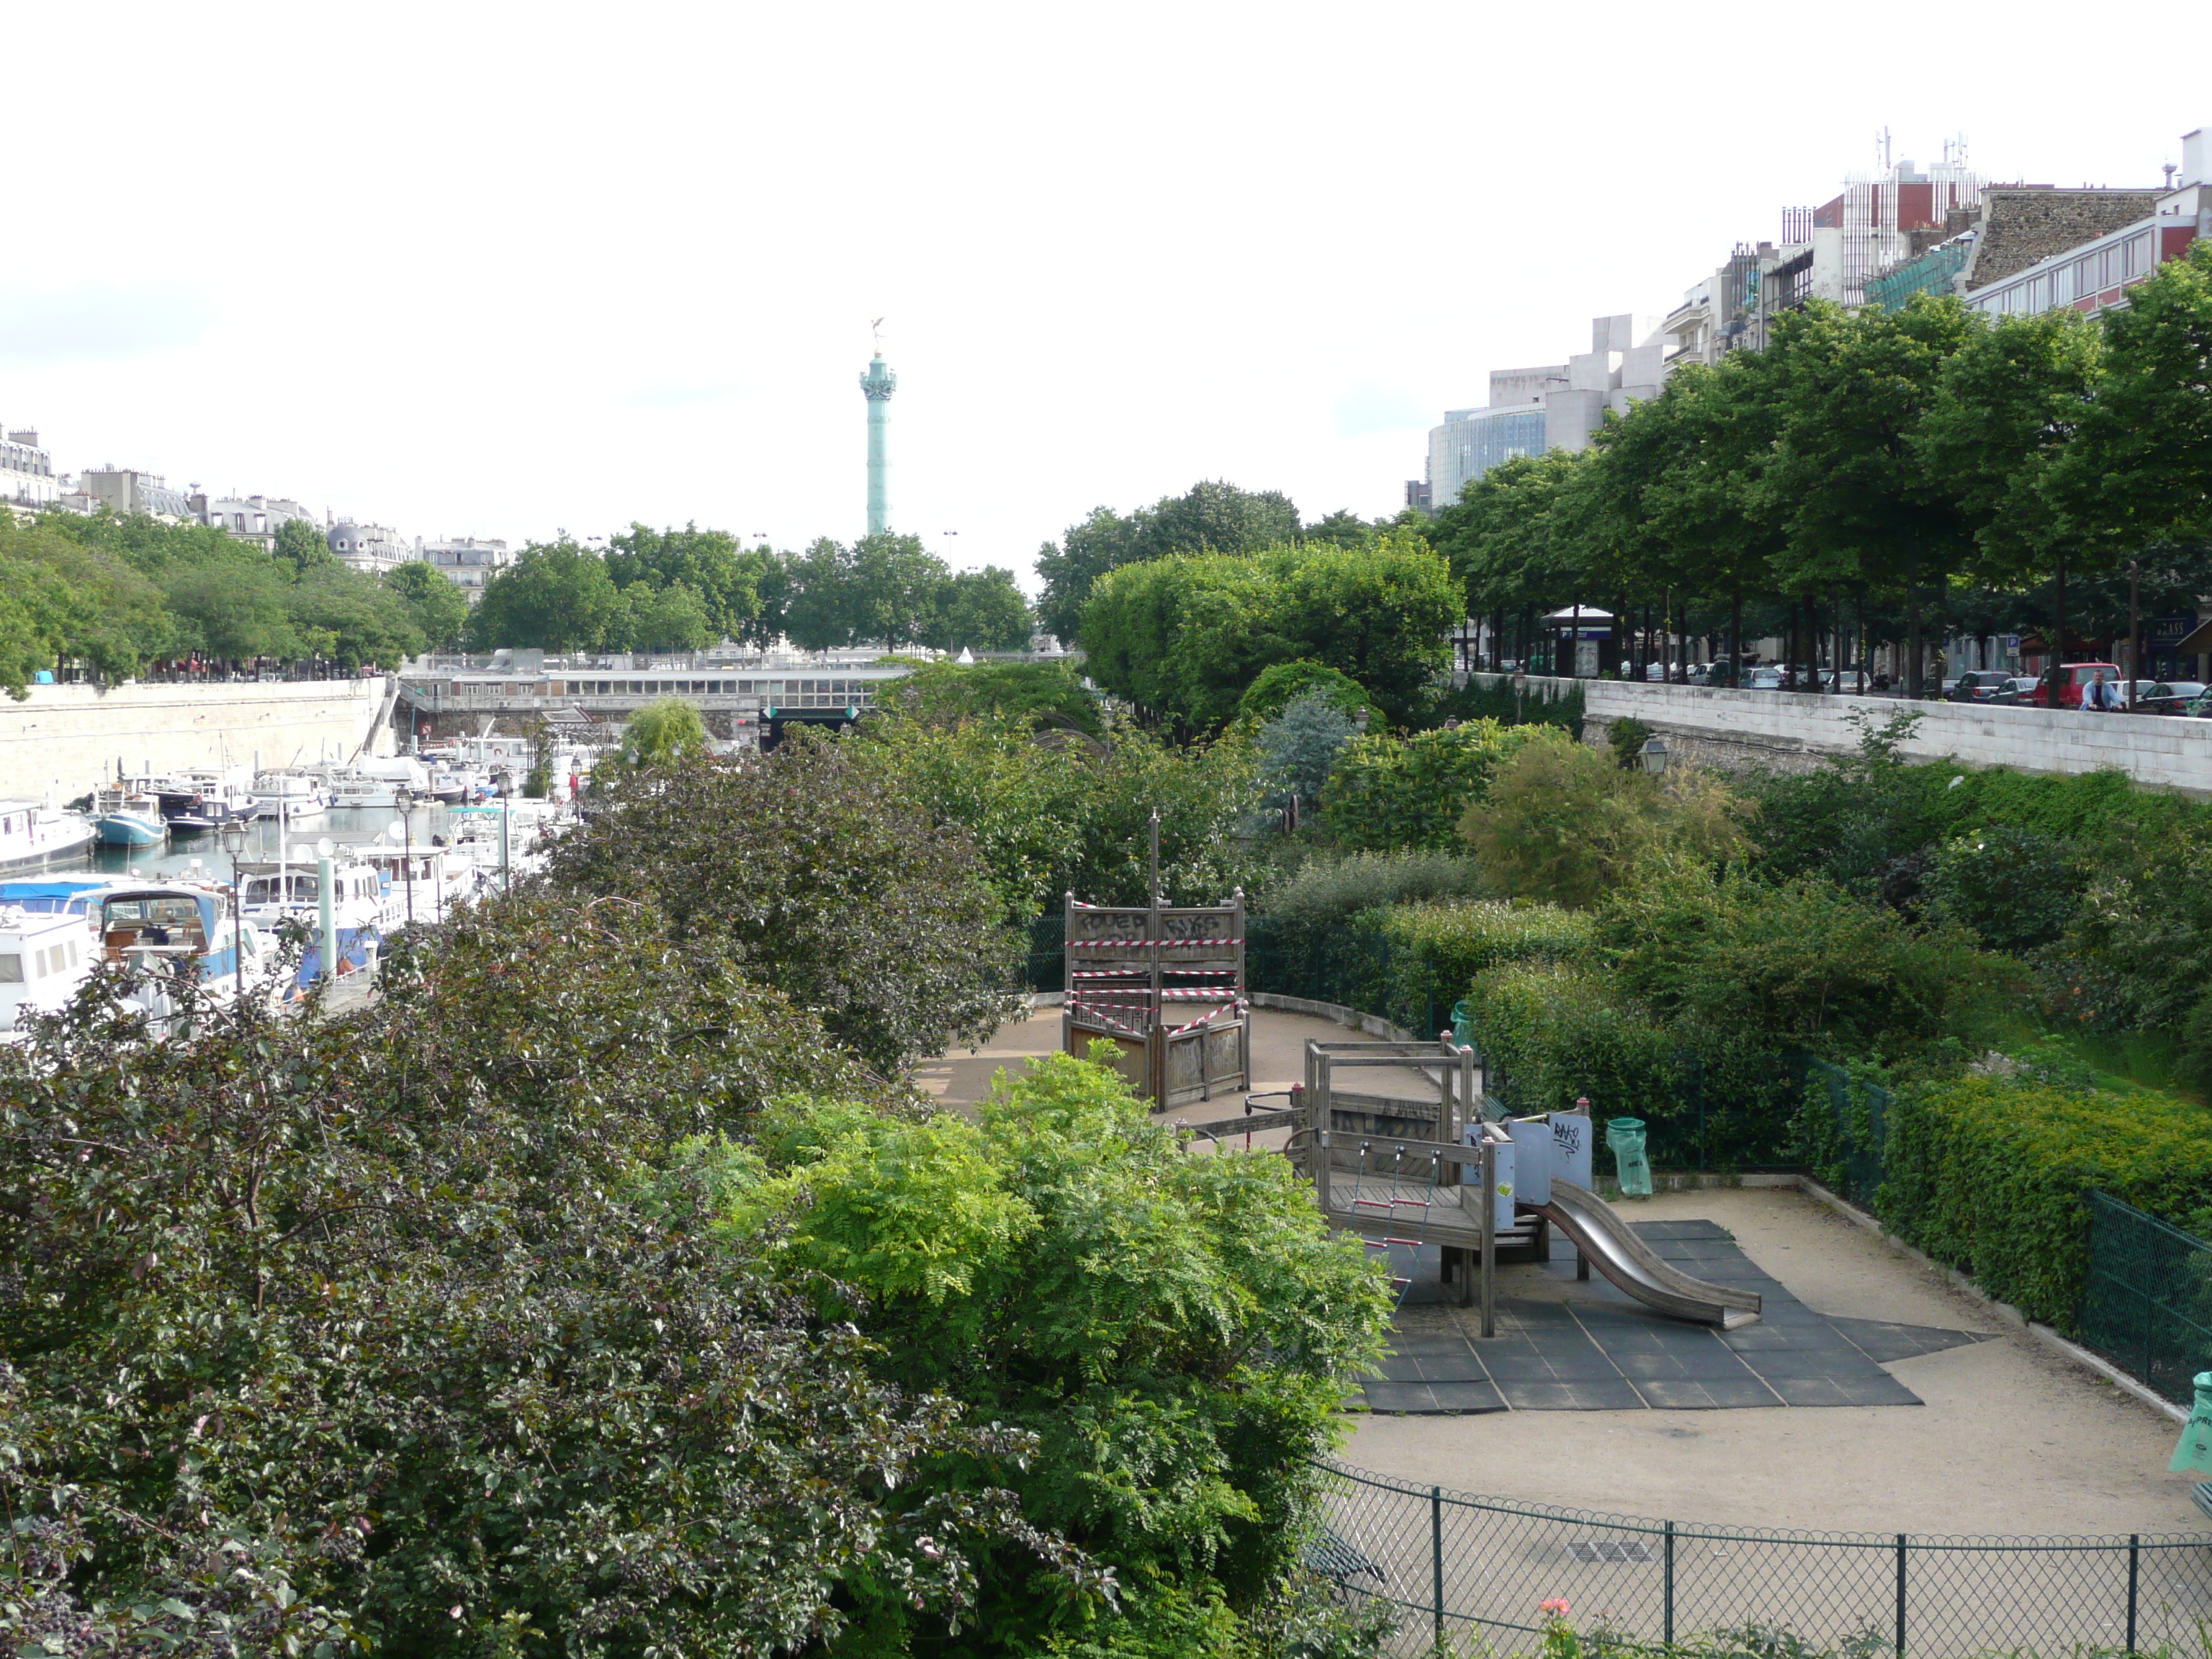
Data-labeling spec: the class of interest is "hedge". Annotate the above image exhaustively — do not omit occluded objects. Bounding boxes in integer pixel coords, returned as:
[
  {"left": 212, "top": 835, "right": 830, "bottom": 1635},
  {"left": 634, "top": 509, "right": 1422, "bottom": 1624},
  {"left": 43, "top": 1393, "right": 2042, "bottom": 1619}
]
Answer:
[
  {"left": 1457, "top": 958, "right": 1678, "bottom": 1122},
  {"left": 1360, "top": 899, "right": 1593, "bottom": 1037},
  {"left": 1880, "top": 1074, "right": 2212, "bottom": 1330}
]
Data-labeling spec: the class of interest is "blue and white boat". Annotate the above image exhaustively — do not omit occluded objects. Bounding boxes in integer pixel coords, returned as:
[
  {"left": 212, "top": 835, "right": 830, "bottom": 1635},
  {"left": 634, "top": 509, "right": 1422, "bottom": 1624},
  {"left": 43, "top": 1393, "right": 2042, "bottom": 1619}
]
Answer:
[
  {"left": 237, "top": 856, "right": 385, "bottom": 993},
  {"left": 0, "top": 799, "right": 98, "bottom": 874},
  {"left": 0, "top": 875, "right": 277, "bottom": 1025},
  {"left": 92, "top": 778, "right": 170, "bottom": 847}
]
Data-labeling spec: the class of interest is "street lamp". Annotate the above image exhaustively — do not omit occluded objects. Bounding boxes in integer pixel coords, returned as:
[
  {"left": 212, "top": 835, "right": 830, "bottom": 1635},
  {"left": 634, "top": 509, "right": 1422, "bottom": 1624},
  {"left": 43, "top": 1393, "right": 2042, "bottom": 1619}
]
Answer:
[
  {"left": 1639, "top": 736, "right": 1670, "bottom": 776},
  {"left": 1511, "top": 670, "right": 1529, "bottom": 724},
  {"left": 392, "top": 782, "right": 416, "bottom": 930},
  {"left": 219, "top": 819, "right": 249, "bottom": 1007}
]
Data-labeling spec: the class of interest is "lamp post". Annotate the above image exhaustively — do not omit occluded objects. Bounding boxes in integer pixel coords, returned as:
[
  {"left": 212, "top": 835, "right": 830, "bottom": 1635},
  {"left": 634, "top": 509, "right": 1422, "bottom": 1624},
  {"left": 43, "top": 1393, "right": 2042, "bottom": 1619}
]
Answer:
[
  {"left": 1640, "top": 736, "right": 1670, "bottom": 776},
  {"left": 220, "top": 819, "right": 249, "bottom": 1007},
  {"left": 1511, "top": 670, "right": 1529, "bottom": 724},
  {"left": 392, "top": 782, "right": 416, "bottom": 930}
]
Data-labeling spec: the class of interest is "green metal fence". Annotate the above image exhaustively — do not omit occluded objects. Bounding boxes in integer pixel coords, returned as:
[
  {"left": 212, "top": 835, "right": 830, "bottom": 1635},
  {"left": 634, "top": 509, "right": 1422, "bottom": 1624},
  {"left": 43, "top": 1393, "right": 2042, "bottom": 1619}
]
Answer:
[
  {"left": 1794, "top": 1056, "right": 1892, "bottom": 1212},
  {"left": 1313, "top": 1459, "right": 2212, "bottom": 1658},
  {"left": 2079, "top": 1192, "right": 2212, "bottom": 1408}
]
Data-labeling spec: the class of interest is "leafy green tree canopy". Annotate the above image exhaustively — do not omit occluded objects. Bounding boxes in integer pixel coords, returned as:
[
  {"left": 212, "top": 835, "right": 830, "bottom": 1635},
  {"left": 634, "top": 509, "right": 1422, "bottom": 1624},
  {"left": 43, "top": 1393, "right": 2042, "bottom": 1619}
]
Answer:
[
  {"left": 616, "top": 695, "right": 711, "bottom": 769},
  {"left": 548, "top": 732, "right": 1023, "bottom": 1071}
]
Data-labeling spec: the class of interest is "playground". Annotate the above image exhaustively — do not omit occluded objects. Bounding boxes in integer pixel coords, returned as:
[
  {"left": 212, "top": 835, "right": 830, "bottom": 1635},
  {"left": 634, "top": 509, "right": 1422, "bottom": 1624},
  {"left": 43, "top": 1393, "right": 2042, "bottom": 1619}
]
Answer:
[{"left": 926, "top": 1005, "right": 2193, "bottom": 1537}]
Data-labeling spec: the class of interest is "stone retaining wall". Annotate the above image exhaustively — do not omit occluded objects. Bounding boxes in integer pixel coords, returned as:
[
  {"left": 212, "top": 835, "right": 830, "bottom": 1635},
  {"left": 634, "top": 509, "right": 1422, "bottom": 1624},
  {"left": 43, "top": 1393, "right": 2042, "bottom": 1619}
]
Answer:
[
  {"left": 0, "top": 678, "right": 395, "bottom": 803},
  {"left": 1575, "top": 680, "right": 2212, "bottom": 794}
]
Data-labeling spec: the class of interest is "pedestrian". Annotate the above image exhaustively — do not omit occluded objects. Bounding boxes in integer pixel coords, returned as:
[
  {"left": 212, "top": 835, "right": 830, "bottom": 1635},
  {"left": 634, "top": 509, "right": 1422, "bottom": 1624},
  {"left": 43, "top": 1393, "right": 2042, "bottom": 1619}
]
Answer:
[{"left": 2087, "top": 670, "right": 2113, "bottom": 712}]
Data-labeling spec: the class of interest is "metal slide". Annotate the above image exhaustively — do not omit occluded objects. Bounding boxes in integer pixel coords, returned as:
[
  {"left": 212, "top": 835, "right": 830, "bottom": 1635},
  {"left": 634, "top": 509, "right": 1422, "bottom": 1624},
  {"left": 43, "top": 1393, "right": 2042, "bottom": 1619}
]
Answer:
[{"left": 1529, "top": 1179, "right": 1763, "bottom": 1329}]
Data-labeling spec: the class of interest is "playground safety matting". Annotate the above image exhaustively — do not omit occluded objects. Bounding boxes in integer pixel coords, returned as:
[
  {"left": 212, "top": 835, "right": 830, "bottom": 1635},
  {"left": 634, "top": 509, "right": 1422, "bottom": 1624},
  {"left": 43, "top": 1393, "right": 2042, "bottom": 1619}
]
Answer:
[{"left": 1360, "top": 1220, "right": 1994, "bottom": 1413}]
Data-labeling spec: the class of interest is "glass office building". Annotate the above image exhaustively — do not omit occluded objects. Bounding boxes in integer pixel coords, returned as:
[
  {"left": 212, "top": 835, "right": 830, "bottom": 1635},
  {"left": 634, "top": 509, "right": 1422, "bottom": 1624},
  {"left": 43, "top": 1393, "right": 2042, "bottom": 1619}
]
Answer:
[{"left": 1426, "top": 405, "right": 1548, "bottom": 512}]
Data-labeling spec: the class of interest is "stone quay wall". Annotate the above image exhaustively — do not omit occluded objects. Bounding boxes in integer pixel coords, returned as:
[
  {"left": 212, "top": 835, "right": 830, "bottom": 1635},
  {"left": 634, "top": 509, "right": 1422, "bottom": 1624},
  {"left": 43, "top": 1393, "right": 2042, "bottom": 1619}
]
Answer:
[
  {"left": 1463, "top": 673, "right": 2212, "bottom": 796},
  {"left": 0, "top": 678, "right": 396, "bottom": 804}
]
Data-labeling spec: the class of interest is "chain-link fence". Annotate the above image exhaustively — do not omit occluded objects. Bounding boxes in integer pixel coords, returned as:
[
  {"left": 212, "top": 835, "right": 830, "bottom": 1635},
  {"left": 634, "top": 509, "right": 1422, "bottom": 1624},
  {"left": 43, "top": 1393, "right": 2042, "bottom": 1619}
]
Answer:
[
  {"left": 1313, "top": 1460, "right": 2212, "bottom": 1658},
  {"left": 2079, "top": 1192, "right": 2212, "bottom": 1408}
]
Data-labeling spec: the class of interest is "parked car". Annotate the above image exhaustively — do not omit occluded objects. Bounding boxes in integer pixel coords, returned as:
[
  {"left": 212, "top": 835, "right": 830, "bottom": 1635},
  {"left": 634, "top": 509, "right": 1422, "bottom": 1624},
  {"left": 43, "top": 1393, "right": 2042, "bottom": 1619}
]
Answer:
[
  {"left": 1946, "top": 671, "right": 2013, "bottom": 702},
  {"left": 1994, "top": 675, "right": 2042, "bottom": 703},
  {"left": 2029, "top": 662, "right": 2126, "bottom": 709},
  {"left": 2139, "top": 680, "right": 2208, "bottom": 716},
  {"left": 1747, "top": 667, "right": 1784, "bottom": 690}
]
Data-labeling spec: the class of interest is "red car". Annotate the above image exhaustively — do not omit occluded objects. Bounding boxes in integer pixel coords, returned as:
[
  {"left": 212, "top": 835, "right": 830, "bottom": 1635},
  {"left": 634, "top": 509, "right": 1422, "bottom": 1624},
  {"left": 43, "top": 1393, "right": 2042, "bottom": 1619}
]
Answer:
[{"left": 2014, "top": 663, "right": 2123, "bottom": 709}]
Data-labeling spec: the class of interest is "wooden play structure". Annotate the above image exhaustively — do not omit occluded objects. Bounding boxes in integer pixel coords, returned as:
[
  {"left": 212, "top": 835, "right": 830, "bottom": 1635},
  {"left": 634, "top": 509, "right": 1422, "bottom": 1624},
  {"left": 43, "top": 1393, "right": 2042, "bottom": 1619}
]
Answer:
[
  {"left": 1061, "top": 813, "right": 1249, "bottom": 1110},
  {"left": 1292, "top": 1038, "right": 1759, "bottom": 1336}
]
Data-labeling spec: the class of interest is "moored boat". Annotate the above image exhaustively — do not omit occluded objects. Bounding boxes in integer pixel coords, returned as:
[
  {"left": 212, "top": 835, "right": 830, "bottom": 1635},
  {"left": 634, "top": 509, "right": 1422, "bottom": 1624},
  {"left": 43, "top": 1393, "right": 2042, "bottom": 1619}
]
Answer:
[
  {"left": 0, "top": 799, "right": 99, "bottom": 874},
  {"left": 92, "top": 779, "right": 170, "bottom": 848},
  {"left": 250, "top": 772, "right": 330, "bottom": 822},
  {"left": 158, "top": 767, "right": 257, "bottom": 831}
]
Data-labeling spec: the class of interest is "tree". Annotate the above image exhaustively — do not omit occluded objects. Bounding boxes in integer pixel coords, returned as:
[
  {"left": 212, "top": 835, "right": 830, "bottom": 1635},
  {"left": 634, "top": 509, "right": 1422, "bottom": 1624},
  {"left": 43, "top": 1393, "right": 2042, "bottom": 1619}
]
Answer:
[
  {"left": 1035, "top": 480, "right": 1302, "bottom": 647},
  {"left": 2061, "top": 240, "right": 2212, "bottom": 557},
  {"left": 616, "top": 695, "right": 711, "bottom": 768},
  {"left": 1301, "top": 508, "right": 1380, "bottom": 547},
  {"left": 783, "top": 534, "right": 950, "bottom": 650},
  {"left": 1079, "top": 534, "right": 1456, "bottom": 732},
  {"left": 548, "top": 734, "right": 1025, "bottom": 1071},
  {"left": 1, "top": 895, "right": 1094, "bottom": 1653},
  {"left": 923, "top": 565, "right": 1033, "bottom": 652},
  {"left": 873, "top": 657, "right": 1103, "bottom": 737},
  {"left": 287, "top": 563, "right": 423, "bottom": 667},
  {"left": 1920, "top": 307, "right": 2102, "bottom": 691},
  {"left": 382, "top": 559, "right": 472, "bottom": 652},
  {"left": 472, "top": 538, "right": 624, "bottom": 652},
  {"left": 272, "top": 514, "right": 337, "bottom": 572},
  {"left": 1256, "top": 691, "right": 1357, "bottom": 817},
  {"left": 1236, "top": 659, "right": 1371, "bottom": 724},
  {"left": 616, "top": 577, "right": 714, "bottom": 652},
  {"left": 162, "top": 557, "right": 298, "bottom": 662},
  {"left": 1766, "top": 298, "right": 1980, "bottom": 696},
  {"left": 606, "top": 521, "right": 761, "bottom": 641}
]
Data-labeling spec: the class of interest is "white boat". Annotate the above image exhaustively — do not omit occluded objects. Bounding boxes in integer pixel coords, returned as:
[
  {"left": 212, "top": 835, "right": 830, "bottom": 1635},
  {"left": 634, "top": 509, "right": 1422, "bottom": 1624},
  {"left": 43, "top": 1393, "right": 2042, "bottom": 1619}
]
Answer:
[
  {"left": 0, "top": 876, "right": 278, "bottom": 1027},
  {"left": 357, "top": 843, "right": 473, "bottom": 927},
  {"left": 236, "top": 856, "right": 385, "bottom": 994},
  {"left": 0, "top": 902, "right": 94, "bottom": 1038},
  {"left": 304, "top": 757, "right": 432, "bottom": 809},
  {"left": 0, "top": 799, "right": 98, "bottom": 874},
  {"left": 93, "top": 778, "right": 171, "bottom": 847},
  {"left": 251, "top": 773, "right": 330, "bottom": 822},
  {"left": 158, "top": 767, "right": 257, "bottom": 832}
]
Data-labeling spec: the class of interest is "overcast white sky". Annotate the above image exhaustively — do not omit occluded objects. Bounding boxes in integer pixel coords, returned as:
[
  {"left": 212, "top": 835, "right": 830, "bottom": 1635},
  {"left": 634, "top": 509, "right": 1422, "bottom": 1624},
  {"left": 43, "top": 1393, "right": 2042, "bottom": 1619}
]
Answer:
[{"left": 1, "top": 2, "right": 2201, "bottom": 589}]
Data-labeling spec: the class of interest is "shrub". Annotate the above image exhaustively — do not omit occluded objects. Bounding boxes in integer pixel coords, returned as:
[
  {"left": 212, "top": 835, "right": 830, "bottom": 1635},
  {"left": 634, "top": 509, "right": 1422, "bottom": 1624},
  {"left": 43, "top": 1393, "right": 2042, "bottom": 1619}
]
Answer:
[
  {"left": 1598, "top": 869, "right": 2023, "bottom": 1062},
  {"left": 1605, "top": 715, "right": 1653, "bottom": 769},
  {"left": 1362, "top": 899, "right": 1594, "bottom": 1036},
  {"left": 0, "top": 895, "right": 1094, "bottom": 1653},
  {"left": 1238, "top": 658, "right": 1370, "bottom": 724},
  {"left": 1246, "top": 852, "right": 1488, "bottom": 1007},
  {"left": 1457, "top": 960, "right": 1678, "bottom": 1121},
  {"left": 1881, "top": 1073, "right": 2212, "bottom": 1328},
  {"left": 2057, "top": 822, "right": 2212, "bottom": 1032},
  {"left": 703, "top": 1051, "right": 1393, "bottom": 1655},
  {"left": 1319, "top": 719, "right": 1555, "bottom": 851},
  {"left": 1255, "top": 692, "right": 1358, "bottom": 815},
  {"left": 1923, "top": 824, "right": 2085, "bottom": 953},
  {"left": 549, "top": 732, "right": 1025, "bottom": 1071},
  {"left": 1465, "top": 738, "right": 1753, "bottom": 909}
]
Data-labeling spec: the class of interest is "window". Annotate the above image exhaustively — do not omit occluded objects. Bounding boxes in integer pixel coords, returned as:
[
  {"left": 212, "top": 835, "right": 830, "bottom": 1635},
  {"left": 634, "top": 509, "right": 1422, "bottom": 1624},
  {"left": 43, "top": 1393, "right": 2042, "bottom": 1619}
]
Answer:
[{"left": 0, "top": 953, "right": 19, "bottom": 983}]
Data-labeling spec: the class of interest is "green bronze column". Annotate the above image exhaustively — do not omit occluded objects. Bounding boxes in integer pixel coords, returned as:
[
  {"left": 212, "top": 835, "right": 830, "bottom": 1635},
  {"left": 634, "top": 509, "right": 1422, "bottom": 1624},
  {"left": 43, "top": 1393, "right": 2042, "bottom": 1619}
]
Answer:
[{"left": 859, "top": 350, "right": 896, "bottom": 535}]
